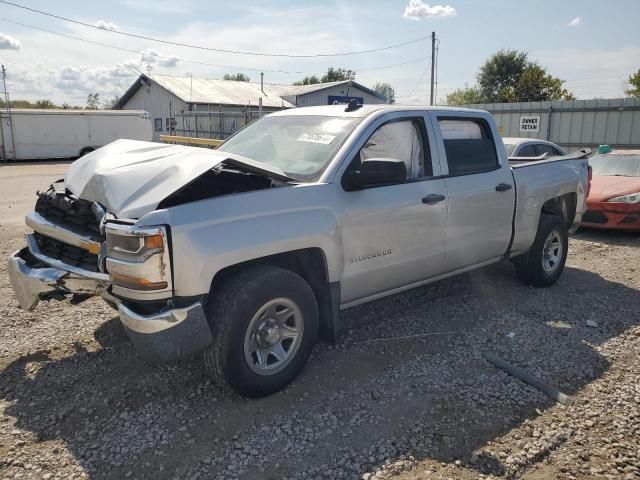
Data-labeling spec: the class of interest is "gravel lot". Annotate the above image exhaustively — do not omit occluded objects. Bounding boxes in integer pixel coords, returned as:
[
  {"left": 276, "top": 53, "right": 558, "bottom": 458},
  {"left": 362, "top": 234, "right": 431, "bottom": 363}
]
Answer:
[{"left": 1, "top": 161, "right": 639, "bottom": 480}]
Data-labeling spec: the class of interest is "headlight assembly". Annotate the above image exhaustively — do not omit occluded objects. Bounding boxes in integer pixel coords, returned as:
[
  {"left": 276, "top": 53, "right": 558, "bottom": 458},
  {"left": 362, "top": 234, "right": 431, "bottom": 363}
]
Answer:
[
  {"left": 607, "top": 192, "right": 640, "bottom": 203},
  {"left": 105, "top": 224, "right": 172, "bottom": 293}
]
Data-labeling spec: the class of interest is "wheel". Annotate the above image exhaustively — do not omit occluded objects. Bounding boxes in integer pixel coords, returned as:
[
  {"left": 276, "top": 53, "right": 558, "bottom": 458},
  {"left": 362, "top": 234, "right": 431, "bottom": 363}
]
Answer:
[
  {"left": 203, "top": 266, "right": 319, "bottom": 397},
  {"left": 514, "top": 214, "right": 568, "bottom": 287}
]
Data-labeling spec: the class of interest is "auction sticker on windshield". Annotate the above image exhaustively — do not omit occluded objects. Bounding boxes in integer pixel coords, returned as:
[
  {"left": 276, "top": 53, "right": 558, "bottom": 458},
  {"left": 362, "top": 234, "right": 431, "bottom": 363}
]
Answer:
[{"left": 297, "top": 133, "right": 336, "bottom": 144}]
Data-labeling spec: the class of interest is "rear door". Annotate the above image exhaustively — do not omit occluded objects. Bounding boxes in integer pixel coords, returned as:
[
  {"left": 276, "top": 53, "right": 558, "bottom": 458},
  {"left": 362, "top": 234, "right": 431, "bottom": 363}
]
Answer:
[
  {"left": 337, "top": 113, "right": 448, "bottom": 305},
  {"left": 431, "top": 113, "right": 515, "bottom": 272}
]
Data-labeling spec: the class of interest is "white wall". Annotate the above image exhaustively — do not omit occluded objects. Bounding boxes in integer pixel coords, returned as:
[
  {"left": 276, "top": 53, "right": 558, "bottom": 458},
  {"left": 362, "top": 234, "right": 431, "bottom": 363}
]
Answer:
[{"left": 121, "top": 80, "right": 189, "bottom": 140}]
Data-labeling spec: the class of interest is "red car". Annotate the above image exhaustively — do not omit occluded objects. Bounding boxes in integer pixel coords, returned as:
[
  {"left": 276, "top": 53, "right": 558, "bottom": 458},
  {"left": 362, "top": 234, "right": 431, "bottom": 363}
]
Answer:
[{"left": 582, "top": 149, "right": 640, "bottom": 230}]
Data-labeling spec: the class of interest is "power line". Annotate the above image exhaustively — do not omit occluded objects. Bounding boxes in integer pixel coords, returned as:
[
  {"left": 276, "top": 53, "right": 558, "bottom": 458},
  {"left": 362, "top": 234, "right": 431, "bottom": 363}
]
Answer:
[
  {"left": 1, "top": 17, "right": 430, "bottom": 77},
  {"left": 0, "top": 0, "right": 431, "bottom": 58},
  {"left": 402, "top": 63, "right": 431, "bottom": 99}
]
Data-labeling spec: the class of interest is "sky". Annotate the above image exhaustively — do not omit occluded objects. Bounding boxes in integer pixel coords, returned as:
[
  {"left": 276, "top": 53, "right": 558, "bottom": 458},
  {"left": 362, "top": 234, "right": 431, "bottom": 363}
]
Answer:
[{"left": 0, "top": 0, "right": 638, "bottom": 106}]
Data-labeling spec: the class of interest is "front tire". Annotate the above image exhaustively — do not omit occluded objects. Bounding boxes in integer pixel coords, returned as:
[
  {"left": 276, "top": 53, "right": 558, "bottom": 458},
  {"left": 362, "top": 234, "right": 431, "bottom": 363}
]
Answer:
[
  {"left": 203, "top": 266, "right": 319, "bottom": 397},
  {"left": 514, "top": 214, "right": 568, "bottom": 287}
]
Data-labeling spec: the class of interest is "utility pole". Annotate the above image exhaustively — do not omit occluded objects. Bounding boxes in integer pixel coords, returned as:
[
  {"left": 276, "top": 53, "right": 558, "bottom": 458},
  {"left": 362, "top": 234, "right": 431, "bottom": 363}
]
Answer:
[{"left": 429, "top": 31, "right": 436, "bottom": 106}]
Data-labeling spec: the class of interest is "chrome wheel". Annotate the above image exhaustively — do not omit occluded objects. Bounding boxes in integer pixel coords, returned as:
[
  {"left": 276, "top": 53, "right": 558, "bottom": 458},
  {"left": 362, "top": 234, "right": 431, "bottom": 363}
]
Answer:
[
  {"left": 243, "top": 298, "right": 304, "bottom": 376},
  {"left": 542, "top": 230, "right": 563, "bottom": 274}
]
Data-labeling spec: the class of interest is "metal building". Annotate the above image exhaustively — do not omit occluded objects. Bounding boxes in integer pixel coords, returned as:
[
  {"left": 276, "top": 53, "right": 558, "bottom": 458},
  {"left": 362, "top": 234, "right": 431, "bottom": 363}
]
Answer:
[
  {"left": 115, "top": 74, "right": 386, "bottom": 140},
  {"left": 457, "top": 97, "right": 640, "bottom": 151}
]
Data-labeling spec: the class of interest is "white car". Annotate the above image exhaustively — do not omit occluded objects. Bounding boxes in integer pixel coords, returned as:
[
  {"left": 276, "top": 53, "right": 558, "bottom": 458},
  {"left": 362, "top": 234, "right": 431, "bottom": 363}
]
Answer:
[{"left": 503, "top": 137, "right": 567, "bottom": 158}]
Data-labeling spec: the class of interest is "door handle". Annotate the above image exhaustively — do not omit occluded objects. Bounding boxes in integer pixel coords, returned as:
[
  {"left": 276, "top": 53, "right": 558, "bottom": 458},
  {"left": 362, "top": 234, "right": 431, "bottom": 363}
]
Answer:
[
  {"left": 422, "top": 194, "right": 446, "bottom": 204},
  {"left": 495, "top": 183, "right": 513, "bottom": 192}
]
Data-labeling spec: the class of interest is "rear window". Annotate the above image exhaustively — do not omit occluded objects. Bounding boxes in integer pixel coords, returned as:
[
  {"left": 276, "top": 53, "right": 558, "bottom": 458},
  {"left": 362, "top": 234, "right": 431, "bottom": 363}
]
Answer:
[
  {"left": 589, "top": 154, "right": 640, "bottom": 177},
  {"left": 439, "top": 119, "right": 499, "bottom": 175},
  {"left": 517, "top": 144, "right": 536, "bottom": 157}
]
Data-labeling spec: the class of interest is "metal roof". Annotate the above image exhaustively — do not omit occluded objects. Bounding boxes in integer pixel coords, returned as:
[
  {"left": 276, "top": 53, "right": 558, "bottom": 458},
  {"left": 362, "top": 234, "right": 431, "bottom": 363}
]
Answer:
[
  {"left": 151, "top": 74, "right": 295, "bottom": 108},
  {"left": 277, "top": 80, "right": 387, "bottom": 101}
]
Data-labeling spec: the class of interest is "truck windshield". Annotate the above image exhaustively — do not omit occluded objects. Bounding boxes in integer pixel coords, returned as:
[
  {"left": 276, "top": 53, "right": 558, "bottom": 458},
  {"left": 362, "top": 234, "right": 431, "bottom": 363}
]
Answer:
[
  {"left": 218, "top": 115, "right": 360, "bottom": 182},
  {"left": 589, "top": 154, "right": 640, "bottom": 177}
]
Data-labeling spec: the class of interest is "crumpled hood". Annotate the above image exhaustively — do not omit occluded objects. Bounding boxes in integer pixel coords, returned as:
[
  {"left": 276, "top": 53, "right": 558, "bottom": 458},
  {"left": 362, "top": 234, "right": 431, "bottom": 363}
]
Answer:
[{"left": 65, "top": 139, "right": 292, "bottom": 219}]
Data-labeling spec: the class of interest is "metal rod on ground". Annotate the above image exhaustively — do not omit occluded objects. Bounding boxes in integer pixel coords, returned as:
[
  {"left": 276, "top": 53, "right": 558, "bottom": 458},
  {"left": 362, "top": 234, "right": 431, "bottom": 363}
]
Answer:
[
  {"left": 429, "top": 31, "right": 436, "bottom": 106},
  {"left": 483, "top": 353, "right": 573, "bottom": 406}
]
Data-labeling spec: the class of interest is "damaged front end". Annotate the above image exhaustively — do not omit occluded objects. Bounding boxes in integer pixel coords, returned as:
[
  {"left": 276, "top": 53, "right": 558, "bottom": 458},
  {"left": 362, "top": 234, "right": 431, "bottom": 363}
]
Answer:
[
  {"left": 8, "top": 187, "right": 113, "bottom": 310},
  {"left": 8, "top": 141, "right": 295, "bottom": 361}
]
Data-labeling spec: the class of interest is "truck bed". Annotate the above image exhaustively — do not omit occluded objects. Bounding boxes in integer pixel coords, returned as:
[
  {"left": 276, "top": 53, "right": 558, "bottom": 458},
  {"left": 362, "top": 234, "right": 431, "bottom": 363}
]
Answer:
[{"left": 508, "top": 149, "right": 591, "bottom": 257}]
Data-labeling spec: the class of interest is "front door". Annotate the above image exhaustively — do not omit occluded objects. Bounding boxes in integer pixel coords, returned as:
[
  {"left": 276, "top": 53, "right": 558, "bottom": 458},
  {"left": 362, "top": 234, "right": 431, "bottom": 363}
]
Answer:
[{"left": 338, "top": 115, "right": 449, "bottom": 305}]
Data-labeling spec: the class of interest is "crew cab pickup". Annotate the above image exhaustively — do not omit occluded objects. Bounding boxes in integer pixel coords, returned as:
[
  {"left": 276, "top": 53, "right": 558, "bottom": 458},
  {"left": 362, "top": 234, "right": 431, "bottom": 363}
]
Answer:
[{"left": 8, "top": 105, "right": 590, "bottom": 397}]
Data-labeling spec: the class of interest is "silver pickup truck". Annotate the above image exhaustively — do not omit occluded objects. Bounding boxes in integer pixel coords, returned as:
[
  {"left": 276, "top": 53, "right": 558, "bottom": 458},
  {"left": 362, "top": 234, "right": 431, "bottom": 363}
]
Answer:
[{"left": 8, "top": 105, "right": 590, "bottom": 397}]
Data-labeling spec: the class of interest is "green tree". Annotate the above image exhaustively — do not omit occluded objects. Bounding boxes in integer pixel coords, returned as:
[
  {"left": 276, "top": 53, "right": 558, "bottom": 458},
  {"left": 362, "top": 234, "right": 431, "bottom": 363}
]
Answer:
[
  {"left": 223, "top": 73, "right": 250, "bottom": 82},
  {"left": 446, "top": 84, "right": 485, "bottom": 105},
  {"left": 103, "top": 95, "right": 120, "bottom": 109},
  {"left": 625, "top": 69, "right": 640, "bottom": 97},
  {"left": 478, "top": 49, "right": 529, "bottom": 102},
  {"left": 373, "top": 82, "right": 395, "bottom": 104},
  {"left": 0, "top": 99, "right": 60, "bottom": 108},
  {"left": 321, "top": 67, "right": 356, "bottom": 83},
  {"left": 515, "top": 64, "right": 574, "bottom": 102},
  {"left": 86, "top": 93, "right": 100, "bottom": 110},
  {"left": 35, "top": 99, "right": 57, "bottom": 109},
  {"left": 293, "top": 75, "right": 320, "bottom": 86},
  {"left": 456, "top": 49, "right": 574, "bottom": 103}
]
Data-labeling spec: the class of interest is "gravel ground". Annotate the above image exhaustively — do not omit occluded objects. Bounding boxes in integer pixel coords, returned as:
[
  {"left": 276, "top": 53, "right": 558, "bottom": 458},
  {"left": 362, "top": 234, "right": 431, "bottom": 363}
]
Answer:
[{"left": 1, "top": 162, "right": 639, "bottom": 480}]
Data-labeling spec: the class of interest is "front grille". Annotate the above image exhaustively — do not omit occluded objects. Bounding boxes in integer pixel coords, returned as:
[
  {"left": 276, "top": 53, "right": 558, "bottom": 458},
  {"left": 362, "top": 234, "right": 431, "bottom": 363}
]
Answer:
[
  {"left": 34, "top": 232, "right": 99, "bottom": 272},
  {"left": 582, "top": 210, "right": 608, "bottom": 224},
  {"left": 35, "top": 189, "right": 101, "bottom": 240}
]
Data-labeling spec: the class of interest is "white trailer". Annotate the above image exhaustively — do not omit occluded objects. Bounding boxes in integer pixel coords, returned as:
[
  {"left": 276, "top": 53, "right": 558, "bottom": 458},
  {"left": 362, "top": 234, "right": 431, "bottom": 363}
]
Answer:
[{"left": 0, "top": 109, "right": 153, "bottom": 161}]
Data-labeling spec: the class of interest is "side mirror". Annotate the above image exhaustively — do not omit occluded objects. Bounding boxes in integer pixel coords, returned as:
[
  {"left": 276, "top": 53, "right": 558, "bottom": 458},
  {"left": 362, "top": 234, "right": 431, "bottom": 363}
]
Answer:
[{"left": 344, "top": 158, "right": 407, "bottom": 190}]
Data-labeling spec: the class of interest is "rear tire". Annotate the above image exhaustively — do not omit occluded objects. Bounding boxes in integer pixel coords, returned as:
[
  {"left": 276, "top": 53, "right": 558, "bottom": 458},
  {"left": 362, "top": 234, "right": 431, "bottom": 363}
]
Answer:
[
  {"left": 514, "top": 214, "right": 568, "bottom": 287},
  {"left": 203, "top": 266, "right": 319, "bottom": 397}
]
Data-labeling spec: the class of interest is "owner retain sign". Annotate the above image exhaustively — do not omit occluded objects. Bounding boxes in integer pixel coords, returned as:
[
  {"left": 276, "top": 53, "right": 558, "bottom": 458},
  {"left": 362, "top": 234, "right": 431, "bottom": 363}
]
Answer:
[{"left": 520, "top": 115, "right": 540, "bottom": 133}]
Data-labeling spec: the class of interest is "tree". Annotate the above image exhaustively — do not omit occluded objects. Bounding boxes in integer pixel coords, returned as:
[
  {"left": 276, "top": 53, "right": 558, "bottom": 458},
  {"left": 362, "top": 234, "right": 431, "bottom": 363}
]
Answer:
[
  {"left": 293, "top": 75, "right": 320, "bottom": 86},
  {"left": 478, "top": 49, "right": 529, "bottom": 102},
  {"left": 321, "top": 67, "right": 356, "bottom": 83},
  {"left": 223, "top": 73, "right": 250, "bottom": 82},
  {"left": 515, "top": 64, "right": 574, "bottom": 102},
  {"left": 293, "top": 67, "right": 356, "bottom": 86},
  {"left": 373, "top": 82, "right": 395, "bottom": 104},
  {"left": 446, "top": 84, "right": 485, "bottom": 105},
  {"left": 103, "top": 95, "right": 120, "bottom": 109},
  {"left": 35, "top": 99, "right": 57, "bottom": 109},
  {"left": 449, "top": 49, "right": 574, "bottom": 104},
  {"left": 86, "top": 93, "right": 100, "bottom": 110},
  {"left": 626, "top": 69, "right": 640, "bottom": 97}
]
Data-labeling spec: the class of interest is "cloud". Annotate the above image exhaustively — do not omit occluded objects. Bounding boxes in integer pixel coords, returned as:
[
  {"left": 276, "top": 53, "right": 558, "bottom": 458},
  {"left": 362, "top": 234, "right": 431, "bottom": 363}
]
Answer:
[
  {"left": 139, "top": 49, "right": 179, "bottom": 68},
  {"left": 95, "top": 20, "right": 120, "bottom": 31},
  {"left": 0, "top": 33, "right": 22, "bottom": 51},
  {"left": 567, "top": 16, "right": 581, "bottom": 27},
  {"left": 403, "top": 0, "right": 456, "bottom": 20}
]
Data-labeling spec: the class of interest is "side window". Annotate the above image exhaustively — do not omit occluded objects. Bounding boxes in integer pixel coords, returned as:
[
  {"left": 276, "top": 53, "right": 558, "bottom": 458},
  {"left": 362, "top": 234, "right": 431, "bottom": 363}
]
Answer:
[
  {"left": 518, "top": 144, "right": 537, "bottom": 157},
  {"left": 438, "top": 118, "right": 499, "bottom": 175},
  {"left": 535, "top": 144, "right": 555, "bottom": 157},
  {"left": 154, "top": 118, "right": 163, "bottom": 132},
  {"left": 356, "top": 119, "right": 429, "bottom": 181}
]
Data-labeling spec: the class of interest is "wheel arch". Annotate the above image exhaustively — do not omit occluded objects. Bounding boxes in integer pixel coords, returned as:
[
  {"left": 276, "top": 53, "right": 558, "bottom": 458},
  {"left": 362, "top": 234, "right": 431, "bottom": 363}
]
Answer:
[
  {"left": 541, "top": 192, "right": 577, "bottom": 229},
  {"left": 208, "top": 248, "right": 341, "bottom": 343}
]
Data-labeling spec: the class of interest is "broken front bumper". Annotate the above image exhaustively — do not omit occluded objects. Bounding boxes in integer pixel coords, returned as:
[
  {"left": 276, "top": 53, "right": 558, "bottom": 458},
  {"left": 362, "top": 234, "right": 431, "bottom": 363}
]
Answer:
[
  {"left": 8, "top": 237, "right": 212, "bottom": 362},
  {"left": 8, "top": 236, "right": 109, "bottom": 311}
]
